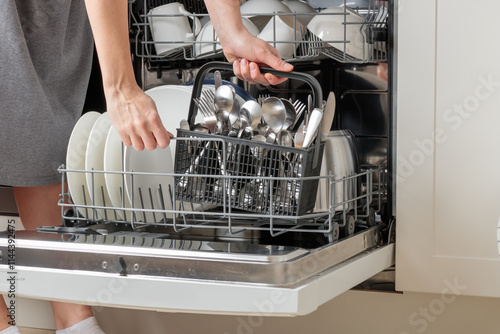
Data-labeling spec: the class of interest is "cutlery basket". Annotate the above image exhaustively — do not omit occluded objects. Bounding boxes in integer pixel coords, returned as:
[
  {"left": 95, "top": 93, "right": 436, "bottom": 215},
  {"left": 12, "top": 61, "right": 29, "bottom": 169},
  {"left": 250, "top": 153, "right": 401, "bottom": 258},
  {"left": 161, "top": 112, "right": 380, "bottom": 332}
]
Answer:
[
  {"left": 174, "top": 129, "right": 324, "bottom": 216},
  {"left": 174, "top": 61, "right": 325, "bottom": 216}
]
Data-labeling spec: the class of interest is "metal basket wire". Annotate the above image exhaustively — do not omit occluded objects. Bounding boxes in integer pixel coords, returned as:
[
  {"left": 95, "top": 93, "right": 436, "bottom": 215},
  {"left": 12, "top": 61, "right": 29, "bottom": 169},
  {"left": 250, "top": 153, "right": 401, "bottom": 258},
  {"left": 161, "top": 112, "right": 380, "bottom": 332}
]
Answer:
[
  {"left": 174, "top": 130, "right": 325, "bottom": 216},
  {"left": 130, "top": 0, "right": 389, "bottom": 65},
  {"left": 57, "top": 159, "right": 386, "bottom": 237}
]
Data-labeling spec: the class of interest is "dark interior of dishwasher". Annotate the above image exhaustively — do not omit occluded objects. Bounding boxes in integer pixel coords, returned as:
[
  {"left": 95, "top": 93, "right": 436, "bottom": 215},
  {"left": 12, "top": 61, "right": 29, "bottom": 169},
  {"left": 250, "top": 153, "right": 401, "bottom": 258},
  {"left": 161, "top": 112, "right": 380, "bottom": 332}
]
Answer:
[{"left": 29, "top": 0, "right": 395, "bottom": 253}]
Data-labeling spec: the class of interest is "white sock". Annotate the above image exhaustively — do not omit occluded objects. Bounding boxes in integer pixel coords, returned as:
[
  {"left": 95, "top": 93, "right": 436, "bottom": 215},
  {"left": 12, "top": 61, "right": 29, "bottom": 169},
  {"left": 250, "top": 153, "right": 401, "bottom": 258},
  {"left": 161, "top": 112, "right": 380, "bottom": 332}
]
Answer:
[
  {"left": 0, "top": 327, "right": 21, "bottom": 334},
  {"left": 55, "top": 316, "right": 105, "bottom": 334}
]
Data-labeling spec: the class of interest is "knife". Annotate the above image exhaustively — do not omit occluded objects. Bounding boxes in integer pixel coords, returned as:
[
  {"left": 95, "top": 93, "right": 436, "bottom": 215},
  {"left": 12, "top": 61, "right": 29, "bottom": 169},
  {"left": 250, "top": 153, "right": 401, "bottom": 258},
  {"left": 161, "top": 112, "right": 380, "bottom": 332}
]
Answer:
[
  {"left": 302, "top": 108, "right": 323, "bottom": 148},
  {"left": 320, "top": 92, "right": 336, "bottom": 142}
]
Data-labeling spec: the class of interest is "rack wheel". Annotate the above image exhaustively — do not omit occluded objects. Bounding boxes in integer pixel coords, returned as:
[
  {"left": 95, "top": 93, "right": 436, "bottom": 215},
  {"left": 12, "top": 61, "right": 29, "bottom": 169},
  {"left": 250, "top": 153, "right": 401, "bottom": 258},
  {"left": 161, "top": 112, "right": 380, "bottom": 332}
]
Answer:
[
  {"left": 62, "top": 208, "right": 76, "bottom": 227},
  {"left": 341, "top": 216, "right": 355, "bottom": 237},
  {"left": 367, "top": 207, "right": 377, "bottom": 227},
  {"left": 327, "top": 222, "right": 340, "bottom": 243}
]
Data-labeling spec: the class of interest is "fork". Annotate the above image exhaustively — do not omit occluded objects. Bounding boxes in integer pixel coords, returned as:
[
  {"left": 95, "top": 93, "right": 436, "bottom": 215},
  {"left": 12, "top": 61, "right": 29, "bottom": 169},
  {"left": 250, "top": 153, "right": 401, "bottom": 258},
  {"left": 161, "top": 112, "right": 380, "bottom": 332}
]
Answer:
[
  {"left": 257, "top": 94, "right": 271, "bottom": 106},
  {"left": 202, "top": 89, "right": 216, "bottom": 106},
  {"left": 292, "top": 100, "right": 306, "bottom": 129},
  {"left": 194, "top": 98, "right": 217, "bottom": 134}
]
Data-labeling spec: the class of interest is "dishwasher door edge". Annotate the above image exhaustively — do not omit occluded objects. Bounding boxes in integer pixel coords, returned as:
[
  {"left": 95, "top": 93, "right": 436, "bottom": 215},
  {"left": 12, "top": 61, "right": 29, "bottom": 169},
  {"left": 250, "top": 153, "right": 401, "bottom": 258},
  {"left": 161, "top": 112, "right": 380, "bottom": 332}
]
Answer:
[{"left": 0, "top": 243, "right": 394, "bottom": 316}]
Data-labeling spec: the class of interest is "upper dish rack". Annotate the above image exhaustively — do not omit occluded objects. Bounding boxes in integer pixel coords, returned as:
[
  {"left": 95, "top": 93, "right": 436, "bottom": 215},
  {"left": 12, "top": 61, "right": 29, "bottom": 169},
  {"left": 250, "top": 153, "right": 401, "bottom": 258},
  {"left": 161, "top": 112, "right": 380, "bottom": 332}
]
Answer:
[{"left": 130, "top": 0, "right": 389, "bottom": 67}]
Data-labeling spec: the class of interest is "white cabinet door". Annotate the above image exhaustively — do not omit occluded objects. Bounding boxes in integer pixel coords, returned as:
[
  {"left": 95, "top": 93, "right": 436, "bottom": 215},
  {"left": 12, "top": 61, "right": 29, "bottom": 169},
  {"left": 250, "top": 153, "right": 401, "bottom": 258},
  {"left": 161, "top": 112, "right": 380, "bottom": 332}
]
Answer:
[{"left": 396, "top": 0, "right": 500, "bottom": 296}]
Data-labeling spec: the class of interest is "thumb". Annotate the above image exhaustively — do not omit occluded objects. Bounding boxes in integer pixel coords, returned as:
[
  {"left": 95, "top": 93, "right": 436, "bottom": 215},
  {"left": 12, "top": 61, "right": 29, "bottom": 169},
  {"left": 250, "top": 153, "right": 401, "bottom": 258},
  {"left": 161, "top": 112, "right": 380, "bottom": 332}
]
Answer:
[
  {"left": 261, "top": 47, "right": 294, "bottom": 72},
  {"left": 266, "top": 55, "right": 293, "bottom": 72}
]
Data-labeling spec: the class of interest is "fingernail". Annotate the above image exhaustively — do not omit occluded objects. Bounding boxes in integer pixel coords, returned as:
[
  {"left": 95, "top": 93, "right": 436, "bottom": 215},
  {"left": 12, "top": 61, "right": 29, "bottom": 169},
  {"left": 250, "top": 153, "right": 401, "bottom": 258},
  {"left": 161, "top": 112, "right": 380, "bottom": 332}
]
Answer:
[
  {"left": 250, "top": 63, "right": 257, "bottom": 71},
  {"left": 242, "top": 59, "right": 248, "bottom": 66},
  {"left": 284, "top": 63, "right": 293, "bottom": 71}
]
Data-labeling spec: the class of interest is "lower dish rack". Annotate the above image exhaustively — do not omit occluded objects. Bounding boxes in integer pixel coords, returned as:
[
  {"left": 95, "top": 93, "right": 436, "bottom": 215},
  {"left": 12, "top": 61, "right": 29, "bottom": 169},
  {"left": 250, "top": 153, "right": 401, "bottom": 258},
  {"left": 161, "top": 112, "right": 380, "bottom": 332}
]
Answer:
[{"left": 56, "top": 137, "right": 387, "bottom": 240}]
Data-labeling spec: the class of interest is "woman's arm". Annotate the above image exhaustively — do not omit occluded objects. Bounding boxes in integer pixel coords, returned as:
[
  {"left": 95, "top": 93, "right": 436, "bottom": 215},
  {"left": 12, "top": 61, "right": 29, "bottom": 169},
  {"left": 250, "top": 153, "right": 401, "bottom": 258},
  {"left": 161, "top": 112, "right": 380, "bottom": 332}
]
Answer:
[
  {"left": 204, "top": 0, "right": 294, "bottom": 85},
  {"left": 84, "top": 0, "right": 172, "bottom": 151}
]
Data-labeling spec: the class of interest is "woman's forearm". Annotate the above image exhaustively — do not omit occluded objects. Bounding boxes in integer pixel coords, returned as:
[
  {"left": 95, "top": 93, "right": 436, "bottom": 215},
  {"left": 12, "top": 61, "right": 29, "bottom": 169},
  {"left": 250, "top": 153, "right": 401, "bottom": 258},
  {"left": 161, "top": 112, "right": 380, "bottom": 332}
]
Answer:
[
  {"left": 84, "top": 0, "right": 136, "bottom": 91},
  {"left": 83, "top": 0, "right": 171, "bottom": 151},
  {"left": 204, "top": 0, "right": 247, "bottom": 48}
]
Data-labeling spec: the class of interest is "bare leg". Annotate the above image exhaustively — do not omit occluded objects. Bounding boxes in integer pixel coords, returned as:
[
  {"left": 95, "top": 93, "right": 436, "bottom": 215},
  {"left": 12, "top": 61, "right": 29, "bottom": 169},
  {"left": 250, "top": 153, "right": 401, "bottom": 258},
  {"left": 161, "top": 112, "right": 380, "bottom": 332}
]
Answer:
[
  {"left": 50, "top": 302, "right": 94, "bottom": 330},
  {"left": 0, "top": 298, "right": 14, "bottom": 330},
  {"left": 12, "top": 184, "right": 95, "bottom": 330},
  {"left": 12, "top": 183, "right": 63, "bottom": 231}
]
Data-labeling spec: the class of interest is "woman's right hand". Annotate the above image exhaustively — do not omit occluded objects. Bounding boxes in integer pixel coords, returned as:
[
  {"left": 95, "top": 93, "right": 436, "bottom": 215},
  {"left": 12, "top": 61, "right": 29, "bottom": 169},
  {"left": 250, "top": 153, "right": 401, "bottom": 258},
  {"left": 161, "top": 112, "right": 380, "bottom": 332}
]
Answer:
[
  {"left": 221, "top": 32, "right": 294, "bottom": 86},
  {"left": 204, "top": 0, "right": 294, "bottom": 86},
  {"left": 105, "top": 82, "right": 173, "bottom": 152}
]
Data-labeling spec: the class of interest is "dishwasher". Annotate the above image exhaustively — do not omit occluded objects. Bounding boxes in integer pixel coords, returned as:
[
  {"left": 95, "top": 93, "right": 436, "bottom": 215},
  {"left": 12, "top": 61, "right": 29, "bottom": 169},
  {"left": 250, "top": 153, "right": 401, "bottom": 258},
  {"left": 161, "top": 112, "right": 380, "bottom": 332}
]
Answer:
[{"left": 0, "top": 0, "right": 395, "bottom": 316}]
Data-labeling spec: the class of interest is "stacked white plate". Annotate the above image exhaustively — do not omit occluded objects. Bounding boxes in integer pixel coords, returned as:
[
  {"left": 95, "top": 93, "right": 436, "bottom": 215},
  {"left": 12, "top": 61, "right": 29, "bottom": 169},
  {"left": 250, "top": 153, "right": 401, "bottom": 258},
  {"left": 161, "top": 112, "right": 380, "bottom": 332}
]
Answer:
[{"left": 66, "top": 84, "right": 247, "bottom": 222}]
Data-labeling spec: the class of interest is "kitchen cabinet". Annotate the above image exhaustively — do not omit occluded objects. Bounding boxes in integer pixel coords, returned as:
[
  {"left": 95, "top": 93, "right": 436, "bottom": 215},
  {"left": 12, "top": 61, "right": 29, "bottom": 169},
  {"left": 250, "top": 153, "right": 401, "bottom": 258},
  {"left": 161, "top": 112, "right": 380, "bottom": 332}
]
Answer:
[{"left": 396, "top": 0, "right": 500, "bottom": 296}]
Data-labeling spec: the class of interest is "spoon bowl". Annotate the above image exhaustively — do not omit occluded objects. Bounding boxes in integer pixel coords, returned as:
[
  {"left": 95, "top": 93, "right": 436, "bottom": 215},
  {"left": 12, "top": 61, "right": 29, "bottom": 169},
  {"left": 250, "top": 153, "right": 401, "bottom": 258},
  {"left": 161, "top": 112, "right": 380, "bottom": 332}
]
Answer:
[
  {"left": 281, "top": 99, "right": 297, "bottom": 131},
  {"left": 262, "top": 97, "right": 286, "bottom": 134},
  {"left": 214, "top": 85, "right": 235, "bottom": 122},
  {"left": 278, "top": 130, "right": 294, "bottom": 147},
  {"left": 240, "top": 100, "right": 262, "bottom": 131}
]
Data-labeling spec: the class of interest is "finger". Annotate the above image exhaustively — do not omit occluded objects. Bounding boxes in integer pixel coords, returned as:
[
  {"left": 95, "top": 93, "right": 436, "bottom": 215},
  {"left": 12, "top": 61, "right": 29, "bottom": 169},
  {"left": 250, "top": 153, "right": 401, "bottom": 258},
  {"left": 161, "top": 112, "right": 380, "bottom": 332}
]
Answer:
[
  {"left": 144, "top": 112, "right": 170, "bottom": 149},
  {"left": 118, "top": 131, "right": 132, "bottom": 147},
  {"left": 233, "top": 60, "right": 244, "bottom": 82},
  {"left": 129, "top": 133, "right": 145, "bottom": 152},
  {"left": 264, "top": 73, "right": 288, "bottom": 85},
  {"left": 239, "top": 59, "right": 257, "bottom": 84},
  {"left": 249, "top": 62, "right": 273, "bottom": 86},
  {"left": 140, "top": 131, "right": 158, "bottom": 151},
  {"left": 152, "top": 126, "right": 171, "bottom": 149},
  {"left": 262, "top": 50, "right": 294, "bottom": 73}
]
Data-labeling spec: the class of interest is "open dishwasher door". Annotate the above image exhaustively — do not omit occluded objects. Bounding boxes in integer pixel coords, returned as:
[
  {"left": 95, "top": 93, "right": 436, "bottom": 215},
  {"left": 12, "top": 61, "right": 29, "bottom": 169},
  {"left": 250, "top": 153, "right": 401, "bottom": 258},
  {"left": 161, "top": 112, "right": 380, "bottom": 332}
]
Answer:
[{"left": 0, "top": 221, "right": 393, "bottom": 316}]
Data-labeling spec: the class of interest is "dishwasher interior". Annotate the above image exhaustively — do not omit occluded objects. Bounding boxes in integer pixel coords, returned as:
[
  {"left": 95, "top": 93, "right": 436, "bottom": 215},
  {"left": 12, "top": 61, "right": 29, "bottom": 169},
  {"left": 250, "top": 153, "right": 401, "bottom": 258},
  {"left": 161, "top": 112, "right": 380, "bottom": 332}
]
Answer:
[{"left": 0, "top": 0, "right": 395, "bottom": 302}]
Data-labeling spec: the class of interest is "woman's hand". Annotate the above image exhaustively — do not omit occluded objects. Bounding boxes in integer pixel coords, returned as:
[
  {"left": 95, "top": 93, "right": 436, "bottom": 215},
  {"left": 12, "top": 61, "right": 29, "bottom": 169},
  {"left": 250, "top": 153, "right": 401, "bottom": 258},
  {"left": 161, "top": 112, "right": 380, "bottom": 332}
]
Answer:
[
  {"left": 222, "top": 33, "right": 294, "bottom": 86},
  {"left": 204, "top": 0, "right": 294, "bottom": 86},
  {"left": 105, "top": 83, "right": 173, "bottom": 151}
]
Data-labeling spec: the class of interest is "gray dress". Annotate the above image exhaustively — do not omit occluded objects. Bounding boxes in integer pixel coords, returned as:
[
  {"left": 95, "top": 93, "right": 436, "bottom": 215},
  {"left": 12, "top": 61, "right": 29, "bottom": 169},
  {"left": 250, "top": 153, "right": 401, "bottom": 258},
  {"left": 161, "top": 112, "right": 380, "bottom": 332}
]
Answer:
[{"left": 0, "top": 0, "right": 94, "bottom": 186}]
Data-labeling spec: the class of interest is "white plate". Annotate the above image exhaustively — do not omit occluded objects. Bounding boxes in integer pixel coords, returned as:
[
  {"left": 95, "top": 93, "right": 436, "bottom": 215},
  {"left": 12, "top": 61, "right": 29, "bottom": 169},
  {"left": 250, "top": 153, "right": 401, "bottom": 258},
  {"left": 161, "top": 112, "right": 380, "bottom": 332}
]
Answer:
[
  {"left": 85, "top": 112, "right": 115, "bottom": 220},
  {"left": 124, "top": 142, "right": 174, "bottom": 223},
  {"left": 66, "top": 111, "right": 101, "bottom": 218},
  {"left": 125, "top": 84, "right": 246, "bottom": 220},
  {"left": 307, "top": 7, "right": 367, "bottom": 60},
  {"left": 103, "top": 125, "right": 132, "bottom": 221},
  {"left": 127, "top": 85, "right": 185, "bottom": 222},
  {"left": 144, "top": 85, "right": 204, "bottom": 161}
]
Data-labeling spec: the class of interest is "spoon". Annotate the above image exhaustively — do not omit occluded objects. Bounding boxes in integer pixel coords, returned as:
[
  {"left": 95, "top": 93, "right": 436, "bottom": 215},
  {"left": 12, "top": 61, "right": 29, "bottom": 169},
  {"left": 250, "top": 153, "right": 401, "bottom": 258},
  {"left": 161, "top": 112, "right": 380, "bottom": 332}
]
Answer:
[
  {"left": 214, "top": 70, "right": 222, "bottom": 91},
  {"left": 262, "top": 97, "right": 286, "bottom": 135},
  {"left": 240, "top": 100, "right": 262, "bottom": 133},
  {"left": 228, "top": 99, "right": 240, "bottom": 129},
  {"left": 280, "top": 98, "right": 297, "bottom": 131},
  {"left": 214, "top": 85, "right": 235, "bottom": 123},
  {"left": 193, "top": 123, "right": 209, "bottom": 133},
  {"left": 278, "top": 130, "right": 294, "bottom": 147},
  {"left": 179, "top": 119, "right": 190, "bottom": 130}
]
